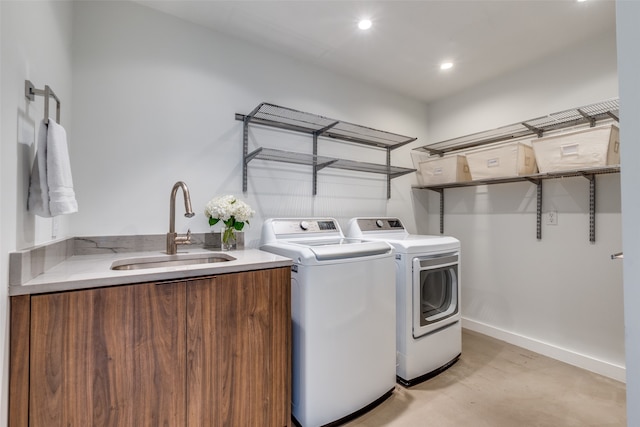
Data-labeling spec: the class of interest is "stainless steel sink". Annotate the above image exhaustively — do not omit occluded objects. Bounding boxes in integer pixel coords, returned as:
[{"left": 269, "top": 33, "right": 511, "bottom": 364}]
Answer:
[{"left": 111, "top": 253, "right": 235, "bottom": 271}]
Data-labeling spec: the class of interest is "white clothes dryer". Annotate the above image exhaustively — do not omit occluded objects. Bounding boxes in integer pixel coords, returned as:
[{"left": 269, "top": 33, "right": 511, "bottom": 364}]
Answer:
[
  {"left": 261, "top": 218, "right": 396, "bottom": 427},
  {"left": 346, "top": 217, "right": 461, "bottom": 387}
]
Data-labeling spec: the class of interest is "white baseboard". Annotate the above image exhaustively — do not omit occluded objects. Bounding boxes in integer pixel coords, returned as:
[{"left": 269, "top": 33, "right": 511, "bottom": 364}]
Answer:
[{"left": 462, "top": 317, "right": 626, "bottom": 383}]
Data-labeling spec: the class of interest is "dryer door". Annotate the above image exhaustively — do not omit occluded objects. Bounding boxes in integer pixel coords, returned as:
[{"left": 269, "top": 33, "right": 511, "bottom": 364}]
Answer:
[{"left": 412, "top": 253, "right": 459, "bottom": 338}]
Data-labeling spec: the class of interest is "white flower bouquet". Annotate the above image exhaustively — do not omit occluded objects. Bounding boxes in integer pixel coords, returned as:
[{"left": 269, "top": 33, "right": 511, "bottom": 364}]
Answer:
[{"left": 204, "top": 195, "right": 255, "bottom": 247}]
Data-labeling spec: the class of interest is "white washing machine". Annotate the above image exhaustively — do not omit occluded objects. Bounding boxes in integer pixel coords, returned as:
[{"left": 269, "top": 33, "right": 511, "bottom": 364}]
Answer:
[
  {"left": 260, "top": 218, "right": 396, "bottom": 427},
  {"left": 346, "top": 217, "right": 461, "bottom": 387}
]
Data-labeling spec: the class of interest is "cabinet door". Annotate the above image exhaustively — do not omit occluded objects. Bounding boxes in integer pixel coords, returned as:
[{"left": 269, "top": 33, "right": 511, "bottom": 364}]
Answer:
[
  {"left": 9, "top": 295, "right": 31, "bottom": 427},
  {"left": 29, "top": 282, "right": 186, "bottom": 426},
  {"left": 187, "top": 268, "right": 291, "bottom": 427}
]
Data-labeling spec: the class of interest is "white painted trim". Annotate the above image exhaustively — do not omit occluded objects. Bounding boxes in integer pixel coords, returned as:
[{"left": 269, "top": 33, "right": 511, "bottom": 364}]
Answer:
[{"left": 462, "top": 317, "right": 626, "bottom": 383}]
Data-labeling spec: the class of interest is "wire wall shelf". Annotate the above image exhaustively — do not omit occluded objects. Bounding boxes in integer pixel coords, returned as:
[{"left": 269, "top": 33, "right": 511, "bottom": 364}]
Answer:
[
  {"left": 415, "top": 98, "right": 619, "bottom": 156},
  {"left": 414, "top": 165, "right": 621, "bottom": 191},
  {"left": 237, "top": 103, "right": 417, "bottom": 198},
  {"left": 245, "top": 148, "right": 338, "bottom": 168},
  {"left": 411, "top": 98, "right": 621, "bottom": 243}
]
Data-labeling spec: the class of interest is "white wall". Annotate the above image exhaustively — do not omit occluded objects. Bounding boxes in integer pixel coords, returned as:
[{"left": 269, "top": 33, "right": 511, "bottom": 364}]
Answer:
[
  {"left": 3, "top": 2, "right": 426, "bottom": 426},
  {"left": 0, "top": 3, "right": 3, "bottom": 424},
  {"left": 0, "top": 1, "right": 631, "bottom": 425},
  {"left": 0, "top": 4, "right": 4, "bottom": 424},
  {"left": 69, "top": 1, "right": 428, "bottom": 247},
  {"left": 0, "top": 0, "right": 74, "bottom": 425},
  {"left": 616, "top": 0, "right": 640, "bottom": 424},
  {"left": 70, "top": 0, "right": 626, "bottom": 384},
  {"left": 421, "top": 29, "right": 624, "bottom": 380}
]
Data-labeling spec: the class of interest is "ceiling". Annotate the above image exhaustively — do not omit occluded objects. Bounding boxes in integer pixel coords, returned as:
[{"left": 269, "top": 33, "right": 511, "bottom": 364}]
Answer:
[{"left": 136, "top": 0, "right": 617, "bottom": 104}]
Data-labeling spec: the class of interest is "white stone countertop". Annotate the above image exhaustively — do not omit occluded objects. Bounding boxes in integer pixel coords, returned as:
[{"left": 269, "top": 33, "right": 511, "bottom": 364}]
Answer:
[{"left": 10, "top": 248, "right": 293, "bottom": 296}]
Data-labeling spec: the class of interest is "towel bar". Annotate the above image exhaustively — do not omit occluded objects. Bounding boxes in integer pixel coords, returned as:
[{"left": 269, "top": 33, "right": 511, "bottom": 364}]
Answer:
[{"left": 24, "top": 80, "right": 61, "bottom": 125}]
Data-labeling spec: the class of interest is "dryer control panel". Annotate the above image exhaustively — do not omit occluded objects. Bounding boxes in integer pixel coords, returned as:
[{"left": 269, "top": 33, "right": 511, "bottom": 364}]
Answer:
[{"left": 356, "top": 218, "right": 405, "bottom": 232}]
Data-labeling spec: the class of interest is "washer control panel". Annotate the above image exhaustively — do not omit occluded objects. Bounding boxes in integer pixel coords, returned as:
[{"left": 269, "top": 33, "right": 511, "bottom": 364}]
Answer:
[{"left": 270, "top": 219, "right": 339, "bottom": 235}]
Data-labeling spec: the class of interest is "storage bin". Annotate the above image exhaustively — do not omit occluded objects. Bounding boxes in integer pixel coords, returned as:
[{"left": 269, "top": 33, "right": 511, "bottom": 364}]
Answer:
[
  {"left": 532, "top": 124, "right": 620, "bottom": 173},
  {"left": 466, "top": 142, "right": 537, "bottom": 180},
  {"left": 410, "top": 151, "right": 430, "bottom": 186},
  {"left": 417, "top": 155, "right": 472, "bottom": 185}
]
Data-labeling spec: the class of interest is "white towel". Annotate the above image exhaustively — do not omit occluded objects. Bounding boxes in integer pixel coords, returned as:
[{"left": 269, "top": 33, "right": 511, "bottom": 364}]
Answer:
[
  {"left": 27, "top": 120, "right": 52, "bottom": 217},
  {"left": 46, "top": 120, "right": 77, "bottom": 216},
  {"left": 27, "top": 119, "right": 78, "bottom": 217}
]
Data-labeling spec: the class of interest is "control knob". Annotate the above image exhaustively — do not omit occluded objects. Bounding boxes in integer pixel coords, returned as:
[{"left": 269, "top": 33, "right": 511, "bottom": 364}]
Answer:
[{"left": 299, "top": 221, "right": 309, "bottom": 231}]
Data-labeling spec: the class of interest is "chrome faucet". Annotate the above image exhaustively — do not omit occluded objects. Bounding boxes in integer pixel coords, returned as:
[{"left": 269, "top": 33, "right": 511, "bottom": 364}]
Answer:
[{"left": 166, "top": 181, "right": 195, "bottom": 255}]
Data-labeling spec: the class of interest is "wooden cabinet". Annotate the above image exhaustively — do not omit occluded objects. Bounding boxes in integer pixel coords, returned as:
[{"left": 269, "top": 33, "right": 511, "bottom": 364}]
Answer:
[
  {"left": 27, "top": 282, "right": 186, "bottom": 426},
  {"left": 9, "top": 267, "right": 291, "bottom": 427},
  {"left": 187, "top": 269, "right": 291, "bottom": 426}
]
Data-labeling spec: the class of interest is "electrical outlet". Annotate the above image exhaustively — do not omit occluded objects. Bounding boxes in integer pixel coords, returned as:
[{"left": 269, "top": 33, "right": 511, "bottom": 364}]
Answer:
[{"left": 545, "top": 211, "right": 558, "bottom": 226}]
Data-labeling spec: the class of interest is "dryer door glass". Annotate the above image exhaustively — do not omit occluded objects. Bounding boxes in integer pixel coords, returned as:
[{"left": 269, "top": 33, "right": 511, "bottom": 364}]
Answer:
[
  {"left": 413, "top": 253, "right": 459, "bottom": 338},
  {"left": 420, "top": 266, "right": 456, "bottom": 326}
]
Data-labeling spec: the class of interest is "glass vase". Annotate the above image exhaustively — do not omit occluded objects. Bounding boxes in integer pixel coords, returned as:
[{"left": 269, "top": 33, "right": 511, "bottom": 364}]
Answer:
[{"left": 221, "top": 225, "right": 237, "bottom": 251}]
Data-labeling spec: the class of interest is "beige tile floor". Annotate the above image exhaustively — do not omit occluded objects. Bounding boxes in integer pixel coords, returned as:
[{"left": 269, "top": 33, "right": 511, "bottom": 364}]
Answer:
[{"left": 344, "top": 329, "right": 626, "bottom": 427}]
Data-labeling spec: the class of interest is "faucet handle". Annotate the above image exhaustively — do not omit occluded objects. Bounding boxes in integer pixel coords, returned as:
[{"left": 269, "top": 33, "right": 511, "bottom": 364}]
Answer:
[{"left": 175, "top": 229, "right": 192, "bottom": 246}]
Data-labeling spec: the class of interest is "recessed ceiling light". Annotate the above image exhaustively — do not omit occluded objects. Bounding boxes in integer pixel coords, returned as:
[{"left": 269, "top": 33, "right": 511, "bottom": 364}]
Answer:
[
  {"left": 358, "top": 19, "right": 372, "bottom": 30},
  {"left": 440, "top": 62, "right": 454, "bottom": 71}
]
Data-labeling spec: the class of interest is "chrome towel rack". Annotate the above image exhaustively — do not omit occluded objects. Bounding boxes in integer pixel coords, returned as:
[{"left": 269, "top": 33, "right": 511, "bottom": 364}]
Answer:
[{"left": 24, "top": 80, "right": 61, "bottom": 124}]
